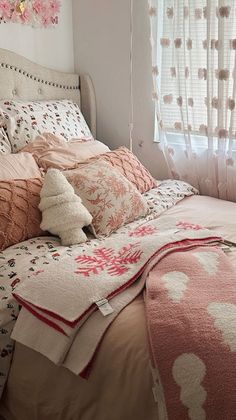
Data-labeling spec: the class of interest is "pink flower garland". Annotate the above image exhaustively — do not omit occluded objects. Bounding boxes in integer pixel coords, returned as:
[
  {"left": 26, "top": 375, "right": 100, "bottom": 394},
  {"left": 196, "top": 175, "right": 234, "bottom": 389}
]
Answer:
[{"left": 0, "top": 0, "right": 61, "bottom": 27}]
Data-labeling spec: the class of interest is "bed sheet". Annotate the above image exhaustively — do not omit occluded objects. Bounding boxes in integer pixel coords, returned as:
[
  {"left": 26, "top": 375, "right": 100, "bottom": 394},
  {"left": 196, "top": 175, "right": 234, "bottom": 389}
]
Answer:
[{"left": 1, "top": 194, "right": 236, "bottom": 420}]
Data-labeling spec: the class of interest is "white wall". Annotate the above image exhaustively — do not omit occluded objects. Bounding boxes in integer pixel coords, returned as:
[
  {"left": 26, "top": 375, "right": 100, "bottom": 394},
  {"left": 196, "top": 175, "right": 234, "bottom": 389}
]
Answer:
[
  {"left": 73, "top": 0, "right": 169, "bottom": 179},
  {"left": 0, "top": 1, "right": 74, "bottom": 72}
]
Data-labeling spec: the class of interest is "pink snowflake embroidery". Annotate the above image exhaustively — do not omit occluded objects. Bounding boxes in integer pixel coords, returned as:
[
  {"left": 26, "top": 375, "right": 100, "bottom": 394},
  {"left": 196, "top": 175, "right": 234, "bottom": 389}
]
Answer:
[
  {"left": 176, "top": 221, "right": 203, "bottom": 230},
  {"left": 129, "top": 225, "right": 158, "bottom": 238},
  {"left": 75, "top": 243, "right": 143, "bottom": 277}
]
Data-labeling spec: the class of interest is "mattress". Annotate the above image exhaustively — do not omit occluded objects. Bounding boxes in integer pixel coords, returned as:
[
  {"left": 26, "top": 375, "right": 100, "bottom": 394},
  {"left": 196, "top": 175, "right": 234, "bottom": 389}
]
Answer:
[{"left": 1, "top": 194, "right": 236, "bottom": 420}]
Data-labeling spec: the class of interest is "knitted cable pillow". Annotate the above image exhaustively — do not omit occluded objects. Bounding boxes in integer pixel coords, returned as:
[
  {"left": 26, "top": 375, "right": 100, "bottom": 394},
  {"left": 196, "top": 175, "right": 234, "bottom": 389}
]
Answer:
[
  {"left": 85, "top": 146, "right": 157, "bottom": 194},
  {"left": 0, "top": 178, "right": 45, "bottom": 251}
]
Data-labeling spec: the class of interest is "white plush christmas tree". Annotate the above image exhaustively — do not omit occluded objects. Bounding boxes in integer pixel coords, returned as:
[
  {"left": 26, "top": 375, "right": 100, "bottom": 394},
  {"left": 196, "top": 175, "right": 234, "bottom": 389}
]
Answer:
[{"left": 39, "top": 169, "right": 92, "bottom": 246}]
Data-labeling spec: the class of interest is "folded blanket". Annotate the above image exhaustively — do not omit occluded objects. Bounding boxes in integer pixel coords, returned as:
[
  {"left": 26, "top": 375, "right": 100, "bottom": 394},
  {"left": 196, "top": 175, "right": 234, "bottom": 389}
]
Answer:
[
  {"left": 13, "top": 218, "right": 221, "bottom": 335},
  {"left": 12, "top": 227, "right": 222, "bottom": 377},
  {"left": 146, "top": 246, "right": 236, "bottom": 420},
  {"left": 12, "top": 274, "right": 147, "bottom": 374}
]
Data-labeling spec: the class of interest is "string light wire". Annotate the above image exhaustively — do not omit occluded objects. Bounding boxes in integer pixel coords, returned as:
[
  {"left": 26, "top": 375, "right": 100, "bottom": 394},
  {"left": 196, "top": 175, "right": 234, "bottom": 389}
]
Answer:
[{"left": 129, "top": 0, "right": 134, "bottom": 152}]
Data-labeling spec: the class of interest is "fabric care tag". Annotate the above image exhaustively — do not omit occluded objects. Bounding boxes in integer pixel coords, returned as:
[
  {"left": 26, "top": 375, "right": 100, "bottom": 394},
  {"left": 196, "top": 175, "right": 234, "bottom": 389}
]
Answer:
[{"left": 95, "top": 298, "right": 114, "bottom": 317}]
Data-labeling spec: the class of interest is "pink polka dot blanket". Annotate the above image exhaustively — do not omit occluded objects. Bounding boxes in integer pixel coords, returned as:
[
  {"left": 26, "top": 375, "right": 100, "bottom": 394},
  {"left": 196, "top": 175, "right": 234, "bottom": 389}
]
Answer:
[{"left": 147, "top": 245, "right": 236, "bottom": 420}]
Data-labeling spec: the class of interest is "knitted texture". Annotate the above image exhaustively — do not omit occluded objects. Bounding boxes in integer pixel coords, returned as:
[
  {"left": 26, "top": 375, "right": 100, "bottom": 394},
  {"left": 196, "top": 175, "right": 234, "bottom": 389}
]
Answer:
[
  {"left": 39, "top": 169, "right": 92, "bottom": 246},
  {"left": 87, "top": 147, "right": 157, "bottom": 193},
  {"left": 0, "top": 178, "right": 44, "bottom": 251}
]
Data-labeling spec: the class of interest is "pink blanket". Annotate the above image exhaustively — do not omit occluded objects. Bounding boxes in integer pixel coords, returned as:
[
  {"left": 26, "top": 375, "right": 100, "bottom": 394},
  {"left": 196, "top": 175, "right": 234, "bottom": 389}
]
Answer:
[{"left": 146, "top": 245, "right": 236, "bottom": 419}]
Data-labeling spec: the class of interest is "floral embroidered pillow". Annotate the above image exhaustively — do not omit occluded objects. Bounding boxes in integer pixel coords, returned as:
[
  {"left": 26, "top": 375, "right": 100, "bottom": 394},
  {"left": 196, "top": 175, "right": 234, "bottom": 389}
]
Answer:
[
  {"left": 86, "top": 146, "right": 157, "bottom": 193},
  {"left": 64, "top": 161, "right": 148, "bottom": 237},
  {"left": 0, "top": 99, "right": 93, "bottom": 152}
]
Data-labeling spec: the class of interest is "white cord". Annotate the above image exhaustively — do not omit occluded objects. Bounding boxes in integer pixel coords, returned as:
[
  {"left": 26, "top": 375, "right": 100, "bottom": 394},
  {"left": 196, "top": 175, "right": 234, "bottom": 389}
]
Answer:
[{"left": 129, "top": 0, "right": 134, "bottom": 152}]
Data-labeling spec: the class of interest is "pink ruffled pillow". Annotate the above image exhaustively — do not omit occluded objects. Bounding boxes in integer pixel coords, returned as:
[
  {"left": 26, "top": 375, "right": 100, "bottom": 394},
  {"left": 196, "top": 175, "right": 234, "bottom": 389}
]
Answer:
[
  {"left": 23, "top": 133, "right": 110, "bottom": 170},
  {"left": 64, "top": 160, "right": 148, "bottom": 237}
]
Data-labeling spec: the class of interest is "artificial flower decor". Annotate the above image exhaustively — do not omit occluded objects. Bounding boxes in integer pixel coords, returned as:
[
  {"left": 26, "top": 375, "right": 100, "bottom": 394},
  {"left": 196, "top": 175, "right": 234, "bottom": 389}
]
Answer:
[{"left": 0, "top": 0, "right": 61, "bottom": 27}]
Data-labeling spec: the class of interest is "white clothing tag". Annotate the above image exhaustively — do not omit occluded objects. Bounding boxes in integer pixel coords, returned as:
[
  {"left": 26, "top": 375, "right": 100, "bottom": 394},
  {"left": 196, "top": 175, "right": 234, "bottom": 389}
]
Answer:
[
  {"left": 95, "top": 298, "right": 114, "bottom": 317},
  {"left": 221, "top": 245, "right": 232, "bottom": 253}
]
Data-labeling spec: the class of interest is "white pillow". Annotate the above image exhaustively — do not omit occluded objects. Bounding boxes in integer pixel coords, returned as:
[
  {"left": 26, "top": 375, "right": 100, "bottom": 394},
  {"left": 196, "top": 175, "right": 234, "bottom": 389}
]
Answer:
[
  {"left": 0, "top": 99, "right": 93, "bottom": 152},
  {"left": 0, "top": 126, "right": 11, "bottom": 154}
]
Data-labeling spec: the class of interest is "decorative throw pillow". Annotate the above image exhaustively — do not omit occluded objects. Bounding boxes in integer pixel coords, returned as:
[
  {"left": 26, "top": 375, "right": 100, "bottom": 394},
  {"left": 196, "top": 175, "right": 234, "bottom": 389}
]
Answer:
[
  {"left": 0, "top": 99, "right": 93, "bottom": 152},
  {"left": 23, "top": 133, "right": 110, "bottom": 170},
  {"left": 64, "top": 160, "right": 148, "bottom": 237},
  {"left": 39, "top": 169, "right": 92, "bottom": 246},
  {"left": 0, "top": 178, "right": 45, "bottom": 251},
  {"left": 0, "top": 152, "right": 42, "bottom": 180},
  {"left": 87, "top": 147, "right": 157, "bottom": 194}
]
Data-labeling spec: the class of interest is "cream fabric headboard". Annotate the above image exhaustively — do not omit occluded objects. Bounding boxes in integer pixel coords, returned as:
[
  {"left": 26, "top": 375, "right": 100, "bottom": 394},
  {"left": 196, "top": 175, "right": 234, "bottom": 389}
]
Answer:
[{"left": 0, "top": 48, "right": 96, "bottom": 137}]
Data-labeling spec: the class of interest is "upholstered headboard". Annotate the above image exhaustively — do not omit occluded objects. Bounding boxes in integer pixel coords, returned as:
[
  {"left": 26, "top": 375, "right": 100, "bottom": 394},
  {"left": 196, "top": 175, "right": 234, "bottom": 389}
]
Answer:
[{"left": 0, "top": 48, "right": 96, "bottom": 137}]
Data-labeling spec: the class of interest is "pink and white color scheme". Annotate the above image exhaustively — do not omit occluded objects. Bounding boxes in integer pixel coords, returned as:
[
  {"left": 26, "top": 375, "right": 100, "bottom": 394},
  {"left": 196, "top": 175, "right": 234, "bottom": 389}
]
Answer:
[
  {"left": 0, "top": 0, "right": 61, "bottom": 27},
  {"left": 147, "top": 246, "right": 236, "bottom": 419},
  {"left": 12, "top": 219, "right": 220, "bottom": 332},
  {"left": 0, "top": 179, "right": 201, "bottom": 397},
  {"left": 12, "top": 219, "right": 221, "bottom": 377},
  {"left": 149, "top": 0, "right": 236, "bottom": 201}
]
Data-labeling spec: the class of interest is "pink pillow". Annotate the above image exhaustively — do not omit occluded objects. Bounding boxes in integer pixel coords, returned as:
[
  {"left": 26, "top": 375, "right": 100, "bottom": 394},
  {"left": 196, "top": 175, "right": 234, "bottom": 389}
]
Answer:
[
  {"left": 0, "top": 178, "right": 45, "bottom": 251},
  {"left": 88, "top": 147, "right": 157, "bottom": 194},
  {"left": 23, "top": 133, "right": 110, "bottom": 170},
  {"left": 64, "top": 160, "right": 148, "bottom": 237},
  {"left": 0, "top": 152, "right": 41, "bottom": 180}
]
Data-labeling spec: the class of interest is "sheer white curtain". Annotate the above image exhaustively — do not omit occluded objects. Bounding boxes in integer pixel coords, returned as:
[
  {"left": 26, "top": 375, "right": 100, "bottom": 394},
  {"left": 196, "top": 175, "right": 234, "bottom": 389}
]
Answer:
[{"left": 149, "top": 0, "right": 236, "bottom": 201}]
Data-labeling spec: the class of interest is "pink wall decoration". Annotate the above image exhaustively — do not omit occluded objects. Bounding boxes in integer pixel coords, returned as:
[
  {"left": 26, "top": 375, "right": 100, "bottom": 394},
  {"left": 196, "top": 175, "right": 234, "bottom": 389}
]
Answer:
[{"left": 0, "top": 0, "right": 61, "bottom": 27}]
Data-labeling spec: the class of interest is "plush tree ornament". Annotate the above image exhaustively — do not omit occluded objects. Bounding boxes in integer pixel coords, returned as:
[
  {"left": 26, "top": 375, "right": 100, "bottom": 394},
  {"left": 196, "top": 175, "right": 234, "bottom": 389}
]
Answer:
[{"left": 39, "top": 169, "right": 92, "bottom": 246}]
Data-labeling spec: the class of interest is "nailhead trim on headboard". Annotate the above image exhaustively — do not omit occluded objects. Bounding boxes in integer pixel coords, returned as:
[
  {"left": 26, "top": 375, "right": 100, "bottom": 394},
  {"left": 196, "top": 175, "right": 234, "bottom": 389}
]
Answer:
[{"left": 0, "top": 62, "right": 80, "bottom": 91}]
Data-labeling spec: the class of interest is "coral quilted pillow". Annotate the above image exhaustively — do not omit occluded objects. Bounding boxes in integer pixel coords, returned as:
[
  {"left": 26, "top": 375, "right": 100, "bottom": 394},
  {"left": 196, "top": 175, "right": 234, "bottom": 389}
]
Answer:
[
  {"left": 64, "top": 160, "right": 148, "bottom": 237},
  {"left": 0, "top": 178, "right": 45, "bottom": 251},
  {"left": 87, "top": 147, "right": 157, "bottom": 194}
]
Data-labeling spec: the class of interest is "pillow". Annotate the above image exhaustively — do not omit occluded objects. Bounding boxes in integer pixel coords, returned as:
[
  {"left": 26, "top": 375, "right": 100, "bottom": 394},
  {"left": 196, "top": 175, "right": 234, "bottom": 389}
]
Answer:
[
  {"left": 22, "top": 133, "right": 110, "bottom": 170},
  {"left": 87, "top": 147, "right": 157, "bottom": 194},
  {"left": 0, "top": 99, "right": 93, "bottom": 152},
  {"left": 64, "top": 160, "right": 148, "bottom": 237},
  {"left": 39, "top": 169, "right": 92, "bottom": 246},
  {"left": 0, "top": 152, "right": 42, "bottom": 180},
  {"left": 0, "top": 125, "right": 11, "bottom": 154},
  {"left": 0, "top": 178, "right": 45, "bottom": 251}
]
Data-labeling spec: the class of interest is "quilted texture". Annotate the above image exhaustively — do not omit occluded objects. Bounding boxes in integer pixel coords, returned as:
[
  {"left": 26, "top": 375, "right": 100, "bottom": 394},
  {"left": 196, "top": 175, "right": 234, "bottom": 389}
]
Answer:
[
  {"left": 65, "top": 160, "right": 148, "bottom": 237},
  {"left": 87, "top": 147, "right": 157, "bottom": 193},
  {"left": 0, "top": 178, "right": 45, "bottom": 251}
]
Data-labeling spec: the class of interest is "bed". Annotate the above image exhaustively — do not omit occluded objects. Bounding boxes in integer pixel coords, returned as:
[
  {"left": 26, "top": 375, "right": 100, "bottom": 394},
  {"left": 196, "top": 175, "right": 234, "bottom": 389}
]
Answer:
[{"left": 0, "top": 49, "right": 236, "bottom": 420}]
